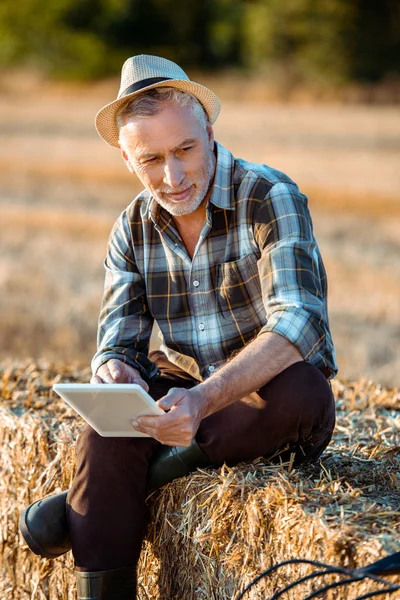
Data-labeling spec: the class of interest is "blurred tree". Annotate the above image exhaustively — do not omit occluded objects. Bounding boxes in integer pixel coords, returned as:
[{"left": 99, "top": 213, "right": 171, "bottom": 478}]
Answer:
[
  {"left": 346, "top": 0, "right": 400, "bottom": 82},
  {"left": 0, "top": 0, "right": 398, "bottom": 84},
  {"left": 0, "top": 0, "right": 116, "bottom": 78},
  {"left": 240, "top": 0, "right": 399, "bottom": 88},
  {"left": 240, "top": 0, "right": 355, "bottom": 87}
]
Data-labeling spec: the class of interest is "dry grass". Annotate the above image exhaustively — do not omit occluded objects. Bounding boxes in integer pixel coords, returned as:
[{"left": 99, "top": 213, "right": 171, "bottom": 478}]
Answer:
[
  {"left": 1, "top": 79, "right": 399, "bottom": 386},
  {"left": 0, "top": 362, "right": 399, "bottom": 599}
]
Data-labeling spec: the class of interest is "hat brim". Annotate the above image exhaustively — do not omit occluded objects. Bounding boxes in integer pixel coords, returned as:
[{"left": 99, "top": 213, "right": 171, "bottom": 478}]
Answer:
[{"left": 95, "top": 79, "right": 221, "bottom": 148}]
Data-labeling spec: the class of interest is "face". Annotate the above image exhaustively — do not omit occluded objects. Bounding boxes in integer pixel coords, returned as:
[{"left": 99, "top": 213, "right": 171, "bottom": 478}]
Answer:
[{"left": 119, "top": 101, "right": 216, "bottom": 217}]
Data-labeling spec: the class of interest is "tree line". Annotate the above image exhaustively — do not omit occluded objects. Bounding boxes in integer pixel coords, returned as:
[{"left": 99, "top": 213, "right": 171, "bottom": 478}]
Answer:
[{"left": 0, "top": 0, "right": 398, "bottom": 85}]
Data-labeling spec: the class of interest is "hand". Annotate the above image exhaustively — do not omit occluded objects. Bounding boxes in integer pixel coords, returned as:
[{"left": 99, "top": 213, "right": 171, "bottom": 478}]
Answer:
[
  {"left": 132, "top": 386, "right": 208, "bottom": 446},
  {"left": 91, "top": 359, "right": 149, "bottom": 392}
]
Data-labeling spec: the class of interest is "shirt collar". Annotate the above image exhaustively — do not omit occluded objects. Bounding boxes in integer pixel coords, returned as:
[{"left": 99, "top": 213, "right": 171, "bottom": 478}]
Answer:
[{"left": 208, "top": 142, "right": 236, "bottom": 211}]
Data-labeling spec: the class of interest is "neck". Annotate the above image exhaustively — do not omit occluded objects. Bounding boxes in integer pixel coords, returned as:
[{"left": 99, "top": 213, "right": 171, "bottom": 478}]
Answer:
[
  {"left": 173, "top": 198, "right": 207, "bottom": 230},
  {"left": 173, "top": 195, "right": 210, "bottom": 259}
]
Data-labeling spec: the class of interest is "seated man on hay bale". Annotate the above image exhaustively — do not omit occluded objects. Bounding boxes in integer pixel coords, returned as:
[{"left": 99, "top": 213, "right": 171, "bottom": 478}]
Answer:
[{"left": 21, "top": 55, "right": 337, "bottom": 599}]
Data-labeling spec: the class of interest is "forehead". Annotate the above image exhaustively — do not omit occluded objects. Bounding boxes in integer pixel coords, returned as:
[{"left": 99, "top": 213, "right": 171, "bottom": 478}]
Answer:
[{"left": 119, "top": 101, "right": 206, "bottom": 156}]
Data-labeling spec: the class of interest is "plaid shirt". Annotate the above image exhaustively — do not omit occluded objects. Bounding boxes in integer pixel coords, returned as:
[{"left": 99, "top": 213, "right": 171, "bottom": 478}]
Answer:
[{"left": 92, "top": 142, "right": 337, "bottom": 381}]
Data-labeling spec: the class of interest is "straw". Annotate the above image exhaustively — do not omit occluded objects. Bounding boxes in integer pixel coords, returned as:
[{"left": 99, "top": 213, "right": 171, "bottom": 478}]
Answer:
[{"left": 1, "top": 362, "right": 399, "bottom": 599}]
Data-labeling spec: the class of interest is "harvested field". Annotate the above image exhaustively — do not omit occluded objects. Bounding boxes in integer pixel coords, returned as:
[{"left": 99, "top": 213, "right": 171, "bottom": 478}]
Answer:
[
  {"left": 1, "top": 78, "right": 399, "bottom": 386},
  {"left": 0, "top": 362, "right": 399, "bottom": 599}
]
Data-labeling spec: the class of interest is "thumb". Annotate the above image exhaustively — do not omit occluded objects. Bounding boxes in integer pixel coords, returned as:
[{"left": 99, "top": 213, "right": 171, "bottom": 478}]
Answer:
[{"left": 157, "top": 388, "right": 183, "bottom": 411}]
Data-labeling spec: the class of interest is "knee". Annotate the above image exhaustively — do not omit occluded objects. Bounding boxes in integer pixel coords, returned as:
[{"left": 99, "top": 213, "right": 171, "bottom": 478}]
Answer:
[
  {"left": 287, "top": 361, "right": 333, "bottom": 404},
  {"left": 260, "top": 361, "right": 335, "bottom": 423}
]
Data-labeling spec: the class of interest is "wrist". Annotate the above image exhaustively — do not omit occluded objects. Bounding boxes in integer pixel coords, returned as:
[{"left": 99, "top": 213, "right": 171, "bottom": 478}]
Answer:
[
  {"left": 190, "top": 385, "right": 213, "bottom": 421},
  {"left": 193, "top": 374, "right": 227, "bottom": 419}
]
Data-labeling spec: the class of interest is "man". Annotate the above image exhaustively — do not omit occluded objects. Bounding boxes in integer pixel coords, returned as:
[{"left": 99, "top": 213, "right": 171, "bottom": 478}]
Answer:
[{"left": 22, "top": 55, "right": 337, "bottom": 599}]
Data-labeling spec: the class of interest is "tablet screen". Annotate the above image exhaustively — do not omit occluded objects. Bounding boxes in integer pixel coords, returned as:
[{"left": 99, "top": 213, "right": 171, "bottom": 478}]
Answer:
[{"left": 53, "top": 383, "right": 164, "bottom": 437}]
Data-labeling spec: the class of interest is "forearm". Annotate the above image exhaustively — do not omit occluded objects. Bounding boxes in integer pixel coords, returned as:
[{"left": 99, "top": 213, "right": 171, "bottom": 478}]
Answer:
[
  {"left": 135, "top": 332, "right": 303, "bottom": 446},
  {"left": 197, "top": 332, "right": 303, "bottom": 419}
]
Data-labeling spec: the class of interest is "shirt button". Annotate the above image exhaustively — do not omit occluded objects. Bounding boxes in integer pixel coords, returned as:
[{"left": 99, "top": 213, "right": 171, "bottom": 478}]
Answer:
[
  {"left": 199, "top": 323, "right": 205, "bottom": 331},
  {"left": 208, "top": 365, "right": 215, "bottom": 372},
  {"left": 193, "top": 280, "right": 200, "bottom": 287}
]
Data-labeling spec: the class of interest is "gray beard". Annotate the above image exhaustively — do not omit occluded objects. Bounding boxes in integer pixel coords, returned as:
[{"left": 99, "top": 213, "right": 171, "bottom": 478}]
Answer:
[{"left": 155, "top": 151, "right": 215, "bottom": 217}]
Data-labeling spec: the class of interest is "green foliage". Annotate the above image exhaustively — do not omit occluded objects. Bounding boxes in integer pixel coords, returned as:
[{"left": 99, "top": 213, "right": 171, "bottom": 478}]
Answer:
[
  {"left": 0, "top": 0, "right": 397, "bottom": 83},
  {"left": 241, "top": 0, "right": 355, "bottom": 86},
  {"left": 0, "top": 0, "right": 119, "bottom": 78}
]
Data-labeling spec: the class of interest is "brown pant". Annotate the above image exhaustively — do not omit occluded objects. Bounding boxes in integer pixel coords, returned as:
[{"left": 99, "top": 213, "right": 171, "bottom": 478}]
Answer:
[{"left": 67, "top": 352, "right": 335, "bottom": 571}]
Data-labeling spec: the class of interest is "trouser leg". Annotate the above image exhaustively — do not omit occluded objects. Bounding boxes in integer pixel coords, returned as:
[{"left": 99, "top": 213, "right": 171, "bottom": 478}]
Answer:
[
  {"left": 67, "top": 357, "right": 334, "bottom": 571},
  {"left": 66, "top": 372, "right": 196, "bottom": 572},
  {"left": 195, "top": 361, "right": 335, "bottom": 467},
  {"left": 67, "top": 430, "right": 158, "bottom": 571}
]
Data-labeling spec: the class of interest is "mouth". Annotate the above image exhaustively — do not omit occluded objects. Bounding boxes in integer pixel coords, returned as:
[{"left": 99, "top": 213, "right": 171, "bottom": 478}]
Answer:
[{"left": 164, "top": 185, "right": 193, "bottom": 202}]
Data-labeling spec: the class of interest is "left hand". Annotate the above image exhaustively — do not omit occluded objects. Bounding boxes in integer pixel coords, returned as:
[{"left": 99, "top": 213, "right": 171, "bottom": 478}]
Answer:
[{"left": 132, "top": 386, "right": 207, "bottom": 446}]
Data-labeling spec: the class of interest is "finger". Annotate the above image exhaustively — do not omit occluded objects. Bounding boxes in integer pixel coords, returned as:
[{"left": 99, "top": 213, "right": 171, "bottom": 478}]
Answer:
[
  {"left": 132, "top": 415, "right": 163, "bottom": 433},
  {"left": 90, "top": 375, "right": 103, "bottom": 384},
  {"left": 134, "top": 377, "right": 150, "bottom": 393},
  {"left": 98, "top": 370, "right": 116, "bottom": 384},
  {"left": 132, "top": 417, "right": 191, "bottom": 447},
  {"left": 96, "top": 363, "right": 116, "bottom": 383},
  {"left": 108, "top": 359, "right": 122, "bottom": 380},
  {"left": 121, "top": 368, "right": 149, "bottom": 392},
  {"left": 157, "top": 388, "right": 185, "bottom": 410},
  {"left": 114, "top": 363, "right": 150, "bottom": 392},
  {"left": 134, "top": 410, "right": 181, "bottom": 431},
  {"left": 133, "top": 412, "right": 193, "bottom": 443}
]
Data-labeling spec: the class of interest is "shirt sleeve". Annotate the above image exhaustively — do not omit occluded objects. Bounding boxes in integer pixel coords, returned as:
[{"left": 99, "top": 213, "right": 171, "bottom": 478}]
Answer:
[
  {"left": 254, "top": 181, "right": 331, "bottom": 362},
  {"left": 91, "top": 210, "right": 158, "bottom": 380}
]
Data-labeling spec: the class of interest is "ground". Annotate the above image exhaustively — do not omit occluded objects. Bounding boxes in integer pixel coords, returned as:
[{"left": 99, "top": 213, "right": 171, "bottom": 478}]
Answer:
[{"left": 0, "top": 75, "right": 399, "bottom": 386}]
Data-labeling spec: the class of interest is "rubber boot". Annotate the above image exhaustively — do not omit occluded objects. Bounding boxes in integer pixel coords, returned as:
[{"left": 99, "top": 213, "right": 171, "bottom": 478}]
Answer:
[
  {"left": 19, "top": 438, "right": 212, "bottom": 558},
  {"left": 19, "top": 490, "right": 70, "bottom": 558},
  {"left": 146, "top": 437, "right": 211, "bottom": 490},
  {"left": 76, "top": 567, "right": 136, "bottom": 599}
]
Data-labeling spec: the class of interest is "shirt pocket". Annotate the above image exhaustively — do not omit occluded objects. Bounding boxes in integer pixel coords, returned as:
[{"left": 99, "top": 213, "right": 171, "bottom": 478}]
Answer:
[{"left": 216, "top": 254, "right": 263, "bottom": 322}]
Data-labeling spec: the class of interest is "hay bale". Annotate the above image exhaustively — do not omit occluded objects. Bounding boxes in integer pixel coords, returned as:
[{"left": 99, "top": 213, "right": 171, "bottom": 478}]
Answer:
[{"left": 1, "top": 362, "right": 399, "bottom": 599}]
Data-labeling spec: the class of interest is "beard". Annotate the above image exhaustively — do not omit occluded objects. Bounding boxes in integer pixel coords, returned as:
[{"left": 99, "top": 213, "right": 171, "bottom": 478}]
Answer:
[{"left": 153, "top": 151, "right": 215, "bottom": 217}]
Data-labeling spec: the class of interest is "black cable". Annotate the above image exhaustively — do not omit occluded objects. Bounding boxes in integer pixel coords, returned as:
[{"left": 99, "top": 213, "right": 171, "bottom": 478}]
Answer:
[
  {"left": 235, "top": 554, "right": 400, "bottom": 600},
  {"left": 359, "top": 552, "right": 400, "bottom": 577},
  {"left": 302, "top": 575, "right": 367, "bottom": 599},
  {"left": 355, "top": 586, "right": 400, "bottom": 600},
  {"left": 234, "top": 558, "right": 350, "bottom": 600},
  {"left": 269, "top": 569, "right": 352, "bottom": 600}
]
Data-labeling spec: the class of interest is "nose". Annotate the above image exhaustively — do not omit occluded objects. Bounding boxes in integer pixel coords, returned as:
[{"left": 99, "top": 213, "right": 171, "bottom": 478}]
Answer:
[{"left": 163, "top": 158, "right": 185, "bottom": 189}]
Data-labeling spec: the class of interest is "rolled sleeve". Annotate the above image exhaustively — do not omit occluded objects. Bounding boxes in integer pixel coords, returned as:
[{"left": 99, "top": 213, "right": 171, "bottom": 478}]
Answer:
[
  {"left": 256, "top": 182, "right": 331, "bottom": 364},
  {"left": 258, "top": 306, "right": 327, "bottom": 360}
]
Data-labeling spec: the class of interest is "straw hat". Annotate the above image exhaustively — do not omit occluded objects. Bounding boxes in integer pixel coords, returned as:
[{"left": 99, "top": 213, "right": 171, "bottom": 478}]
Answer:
[{"left": 95, "top": 54, "right": 221, "bottom": 148}]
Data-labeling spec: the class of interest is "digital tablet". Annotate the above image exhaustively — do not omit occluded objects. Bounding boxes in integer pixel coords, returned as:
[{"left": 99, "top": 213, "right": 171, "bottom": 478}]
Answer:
[{"left": 53, "top": 383, "right": 164, "bottom": 437}]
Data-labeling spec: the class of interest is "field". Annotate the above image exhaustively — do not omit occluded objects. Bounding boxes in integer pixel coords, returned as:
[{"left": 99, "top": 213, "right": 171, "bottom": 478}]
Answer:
[{"left": 0, "top": 75, "right": 399, "bottom": 386}]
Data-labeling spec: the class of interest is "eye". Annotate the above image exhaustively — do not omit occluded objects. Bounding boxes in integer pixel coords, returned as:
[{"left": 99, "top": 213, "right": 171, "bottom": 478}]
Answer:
[{"left": 144, "top": 156, "right": 159, "bottom": 164}]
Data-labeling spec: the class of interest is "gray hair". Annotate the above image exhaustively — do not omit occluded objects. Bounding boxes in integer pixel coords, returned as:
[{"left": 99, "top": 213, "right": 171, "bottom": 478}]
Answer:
[{"left": 116, "top": 87, "right": 209, "bottom": 130}]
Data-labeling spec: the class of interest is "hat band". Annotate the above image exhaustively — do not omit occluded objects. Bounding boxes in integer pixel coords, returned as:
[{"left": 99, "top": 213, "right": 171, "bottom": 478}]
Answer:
[{"left": 119, "top": 77, "right": 174, "bottom": 99}]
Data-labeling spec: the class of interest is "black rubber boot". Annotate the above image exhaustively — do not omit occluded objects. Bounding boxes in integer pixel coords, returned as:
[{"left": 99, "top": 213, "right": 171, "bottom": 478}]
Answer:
[
  {"left": 19, "top": 490, "right": 70, "bottom": 558},
  {"left": 146, "top": 438, "right": 212, "bottom": 491},
  {"left": 76, "top": 567, "right": 136, "bottom": 599},
  {"left": 19, "top": 438, "right": 212, "bottom": 559}
]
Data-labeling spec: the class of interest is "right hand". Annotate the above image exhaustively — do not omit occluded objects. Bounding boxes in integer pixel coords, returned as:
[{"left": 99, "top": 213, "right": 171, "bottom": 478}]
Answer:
[{"left": 91, "top": 359, "right": 149, "bottom": 392}]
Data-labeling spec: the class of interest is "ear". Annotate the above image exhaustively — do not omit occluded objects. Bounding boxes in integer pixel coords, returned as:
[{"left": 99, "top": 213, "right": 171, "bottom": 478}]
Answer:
[
  {"left": 120, "top": 146, "right": 134, "bottom": 174},
  {"left": 206, "top": 123, "right": 214, "bottom": 151}
]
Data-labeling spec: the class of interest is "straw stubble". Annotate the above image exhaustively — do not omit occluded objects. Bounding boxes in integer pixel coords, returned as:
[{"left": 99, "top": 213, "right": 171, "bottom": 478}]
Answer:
[{"left": 0, "top": 362, "right": 399, "bottom": 599}]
